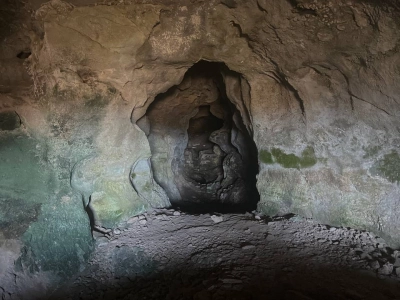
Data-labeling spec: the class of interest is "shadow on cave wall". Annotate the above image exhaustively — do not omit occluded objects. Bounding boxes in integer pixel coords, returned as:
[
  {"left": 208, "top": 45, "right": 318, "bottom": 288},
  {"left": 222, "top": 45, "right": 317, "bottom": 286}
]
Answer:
[{"left": 137, "top": 61, "right": 260, "bottom": 213}]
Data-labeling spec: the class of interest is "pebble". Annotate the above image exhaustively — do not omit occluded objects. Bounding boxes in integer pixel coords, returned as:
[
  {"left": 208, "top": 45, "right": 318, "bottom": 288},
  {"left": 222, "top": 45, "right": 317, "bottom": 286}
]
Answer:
[
  {"left": 155, "top": 214, "right": 164, "bottom": 219},
  {"left": 372, "top": 252, "right": 382, "bottom": 258},
  {"left": 127, "top": 216, "right": 138, "bottom": 224},
  {"left": 377, "top": 263, "right": 393, "bottom": 275},
  {"left": 241, "top": 244, "right": 256, "bottom": 250},
  {"left": 336, "top": 24, "right": 346, "bottom": 31},
  {"left": 211, "top": 215, "right": 223, "bottom": 223},
  {"left": 113, "top": 228, "right": 121, "bottom": 235},
  {"left": 139, "top": 219, "right": 147, "bottom": 225},
  {"left": 369, "top": 260, "right": 380, "bottom": 270},
  {"left": 360, "top": 252, "right": 372, "bottom": 260},
  {"left": 173, "top": 211, "right": 181, "bottom": 216}
]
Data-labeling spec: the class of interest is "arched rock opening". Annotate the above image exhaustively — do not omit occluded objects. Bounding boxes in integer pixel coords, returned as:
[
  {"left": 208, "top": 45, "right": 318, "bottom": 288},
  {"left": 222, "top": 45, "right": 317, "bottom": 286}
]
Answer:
[{"left": 137, "top": 61, "right": 259, "bottom": 213}]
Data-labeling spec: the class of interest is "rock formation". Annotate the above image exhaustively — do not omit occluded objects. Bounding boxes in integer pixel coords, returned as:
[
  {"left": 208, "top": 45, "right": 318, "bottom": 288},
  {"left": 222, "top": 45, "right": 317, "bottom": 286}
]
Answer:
[
  {"left": 135, "top": 61, "right": 259, "bottom": 212},
  {"left": 1, "top": 0, "right": 400, "bottom": 296}
]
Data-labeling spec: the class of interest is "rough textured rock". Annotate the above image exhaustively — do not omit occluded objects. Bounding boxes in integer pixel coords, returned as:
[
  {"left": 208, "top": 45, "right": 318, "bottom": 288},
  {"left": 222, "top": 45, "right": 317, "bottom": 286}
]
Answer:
[
  {"left": 139, "top": 61, "right": 259, "bottom": 212},
  {"left": 0, "top": 0, "right": 400, "bottom": 296}
]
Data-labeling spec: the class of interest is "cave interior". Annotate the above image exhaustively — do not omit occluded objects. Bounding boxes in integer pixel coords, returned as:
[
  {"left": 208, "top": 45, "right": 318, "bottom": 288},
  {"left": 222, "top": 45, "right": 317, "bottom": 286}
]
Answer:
[
  {"left": 1, "top": 0, "right": 400, "bottom": 299},
  {"left": 139, "top": 61, "right": 260, "bottom": 213}
]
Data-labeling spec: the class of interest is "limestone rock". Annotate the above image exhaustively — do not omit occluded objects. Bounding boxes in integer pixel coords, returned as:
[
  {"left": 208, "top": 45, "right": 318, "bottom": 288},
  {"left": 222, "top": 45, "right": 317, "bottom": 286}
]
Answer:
[
  {"left": 1, "top": 0, "right": 400, "bottom": 295},
  {"left": 130, "top": 158, "right": 171, "bottom": 209}
]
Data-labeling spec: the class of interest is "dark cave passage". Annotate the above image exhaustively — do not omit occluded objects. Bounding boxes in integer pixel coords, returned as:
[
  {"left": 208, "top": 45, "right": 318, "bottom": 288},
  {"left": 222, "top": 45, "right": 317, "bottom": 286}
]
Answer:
[
  {"left": 138, "top": 61, "right": 260, "bottom": 213},
  {"left": 183, "top": 105, "right": 225, "bottom": 186}
]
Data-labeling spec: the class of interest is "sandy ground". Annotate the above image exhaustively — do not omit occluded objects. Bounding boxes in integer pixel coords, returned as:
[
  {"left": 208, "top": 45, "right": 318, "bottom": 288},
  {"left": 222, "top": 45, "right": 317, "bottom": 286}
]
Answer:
[{"left": 49, "top": 210, "right": 400, "bottom": 300}]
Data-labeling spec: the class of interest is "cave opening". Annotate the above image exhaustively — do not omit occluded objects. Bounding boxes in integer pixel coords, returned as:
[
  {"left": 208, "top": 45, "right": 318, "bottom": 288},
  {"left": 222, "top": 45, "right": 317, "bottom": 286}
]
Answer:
[{"left": 138, "top": 61, "right": 260, "bottom": 213}]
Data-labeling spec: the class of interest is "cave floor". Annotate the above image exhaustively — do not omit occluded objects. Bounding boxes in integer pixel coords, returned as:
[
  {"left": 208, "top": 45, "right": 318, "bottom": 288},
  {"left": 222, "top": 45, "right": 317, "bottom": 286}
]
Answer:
[{"left": 50, "top": 210, "right": 400, "bottom": 300}]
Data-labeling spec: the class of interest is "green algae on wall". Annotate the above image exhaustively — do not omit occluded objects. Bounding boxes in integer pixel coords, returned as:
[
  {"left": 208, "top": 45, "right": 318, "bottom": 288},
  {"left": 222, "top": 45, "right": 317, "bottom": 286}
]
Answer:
[
  {"left": 0, "top": 85, "right": 119, "bottom": 279},
  {"left": 259, "top": 149, "right": 273, "bottom": 164},
  {"left": 259, "top": 146, "right": 317, "bottom": 169},
  {"left": 17, "top": 194, "right": 94, "bottom": 278},
  {"left": 0, "top": 198, "right": 41, "bottom": 239},
  {"left": 0, "top": 134, "right": 52, "bottom": 202},
  {"left": 0, "top": 131, "right": 94, "bottom": 279},
  {"left": 371, "top": 150, "right": 400, "bottom": 184}
]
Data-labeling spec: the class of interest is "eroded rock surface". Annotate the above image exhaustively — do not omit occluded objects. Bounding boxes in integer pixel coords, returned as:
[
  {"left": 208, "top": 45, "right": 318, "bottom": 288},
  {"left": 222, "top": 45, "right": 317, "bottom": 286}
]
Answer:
[
  {"left": 0, "top": 0, "right": 400, "bottom": 296},
  {"left": 139, "top": 62, "right": 259, "bottom": 212}
]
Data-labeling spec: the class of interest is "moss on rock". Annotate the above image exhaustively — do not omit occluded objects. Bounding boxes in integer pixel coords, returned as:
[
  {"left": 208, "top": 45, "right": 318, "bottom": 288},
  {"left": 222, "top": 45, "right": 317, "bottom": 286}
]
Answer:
[
  {"left": 267, "top": 146, "right": 317, "bottom": 169},
  {"left": 17, "top": 195, "right": 94, "bottom": 278},
  {"left": 371, "top": 150, "right": 400, "bottom": 183},
  {"left": 299, "top": 146, "right": 318, "bottom": 168},
  {"left": 259, "top": 149, "right": 273, "bottom": 164},
  {"left": 0, "top": 198, "right": 41, "bottom": 239}
]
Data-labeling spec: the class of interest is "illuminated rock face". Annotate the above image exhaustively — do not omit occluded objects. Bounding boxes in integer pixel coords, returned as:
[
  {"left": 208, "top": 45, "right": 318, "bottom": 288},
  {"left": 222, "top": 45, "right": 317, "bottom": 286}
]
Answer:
[
  {"left": 1, "top": 0, "right": 400, "bottom": 294},
  {"left": 139, "top": 62, "right": 259, "bottom": 212}
]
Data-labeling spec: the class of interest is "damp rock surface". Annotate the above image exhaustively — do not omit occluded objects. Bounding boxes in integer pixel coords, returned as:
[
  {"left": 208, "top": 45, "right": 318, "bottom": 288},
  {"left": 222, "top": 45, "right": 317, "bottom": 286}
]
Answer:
[
  {"left": 49, "top": 212, "right": 400, "bottom": 300},
  {"left": 0, "top": 0, "right": 400, "bottom": 296},
  {"left": 1, "top": 0, "right": 395, "bottom": 248}
]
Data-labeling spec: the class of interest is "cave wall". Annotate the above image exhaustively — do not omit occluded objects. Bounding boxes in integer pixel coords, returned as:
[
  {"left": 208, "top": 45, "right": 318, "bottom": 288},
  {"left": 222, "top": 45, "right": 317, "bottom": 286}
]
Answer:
[
  {"left": 1, "top": 0, "right": 400, "bottom": 295},
  {"left": 135, "top": 62, "right": 259, "bottom": 212}
]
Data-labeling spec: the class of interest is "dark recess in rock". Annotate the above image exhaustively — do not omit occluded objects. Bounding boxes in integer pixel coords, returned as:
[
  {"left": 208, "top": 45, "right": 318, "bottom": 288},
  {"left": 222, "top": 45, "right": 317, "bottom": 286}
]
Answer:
[
  {"left": 0, "top": 111, "right": 21, "bottom": 131},
  {"left": 16, "top": 50, "right": 31, "bottom": 59},
  {"left": 286, "top": 0, "right": 318, "bottom": 16},
  {"left": 139, "top": 61, "right": 260, "bottom": 213},
  {"left": 220, "top": 0, "right": 237, "bottom": 9}
]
